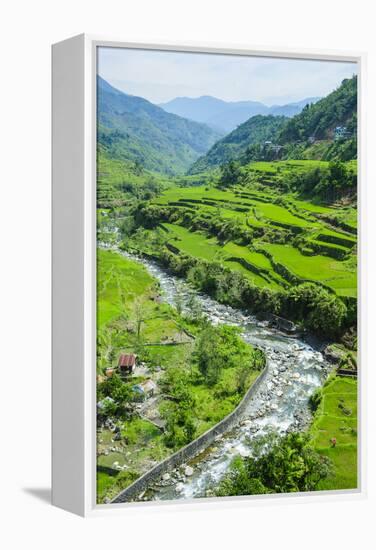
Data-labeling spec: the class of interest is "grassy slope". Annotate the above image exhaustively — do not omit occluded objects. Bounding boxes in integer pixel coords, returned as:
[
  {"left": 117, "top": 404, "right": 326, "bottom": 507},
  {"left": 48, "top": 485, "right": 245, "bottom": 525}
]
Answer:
[
  {"left": 97, "top": 147, "right": 173, "bottom": 204},
  {"left": 310, "top": 377, "right": 357, "bottom": 490}
]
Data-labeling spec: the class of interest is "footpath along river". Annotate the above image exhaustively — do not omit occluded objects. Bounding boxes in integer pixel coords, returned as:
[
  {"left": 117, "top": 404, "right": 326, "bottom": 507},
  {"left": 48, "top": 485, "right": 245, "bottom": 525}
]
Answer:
[{"left": 118, "top": 249, "right": 331, "bottom": 501}]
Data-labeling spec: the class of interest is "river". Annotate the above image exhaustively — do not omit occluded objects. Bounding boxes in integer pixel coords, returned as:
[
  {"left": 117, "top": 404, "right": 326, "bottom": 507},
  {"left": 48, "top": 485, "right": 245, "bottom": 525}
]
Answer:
[{"left": 115, "top": 249, "right": 331, "bottom": 501}]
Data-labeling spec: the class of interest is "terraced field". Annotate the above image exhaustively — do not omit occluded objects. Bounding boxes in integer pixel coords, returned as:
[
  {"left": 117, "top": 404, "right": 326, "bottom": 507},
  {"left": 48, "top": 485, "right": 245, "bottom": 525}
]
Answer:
[
  {"left": 152, "top": 181, "right": 357, "bottom": 299},
  {"left": 163, "top": 223, "right": 285, "bottom": 290},
  {"left": 261, "top": 243, "right": 356, "bottom": 297},
  {"left": 310, "top": 377, "right": 358, "bottom": 490}
]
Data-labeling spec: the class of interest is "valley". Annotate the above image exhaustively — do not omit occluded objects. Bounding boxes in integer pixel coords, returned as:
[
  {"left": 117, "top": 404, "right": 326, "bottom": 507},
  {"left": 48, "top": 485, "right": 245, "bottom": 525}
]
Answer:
[{"left": 96, "top": 70, "right": 358, "bottom": 504}]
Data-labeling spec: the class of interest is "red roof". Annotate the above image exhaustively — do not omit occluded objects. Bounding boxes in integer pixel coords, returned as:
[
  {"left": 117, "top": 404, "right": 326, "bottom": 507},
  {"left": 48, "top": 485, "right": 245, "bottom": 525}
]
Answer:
[{"left": 118, "top": 354, "right": 136, "bottom": 368}]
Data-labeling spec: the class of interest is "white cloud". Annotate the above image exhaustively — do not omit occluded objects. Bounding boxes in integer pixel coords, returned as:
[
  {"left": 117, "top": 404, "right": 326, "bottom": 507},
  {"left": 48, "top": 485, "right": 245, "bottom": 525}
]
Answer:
[{"left": 97, "top": 47, "right": 357, "bottom": 105}]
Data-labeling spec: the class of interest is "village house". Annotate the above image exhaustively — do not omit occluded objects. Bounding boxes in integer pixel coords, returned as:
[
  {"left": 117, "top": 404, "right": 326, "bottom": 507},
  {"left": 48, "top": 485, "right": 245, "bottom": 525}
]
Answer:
[
  {"left": 334, "top": 126, "right": 352, "bottom": 141},
  {"left": 132, "top": 379, "right": 157, "bottom": 401},
  {"left": 118, "top": 353, "right": 137, "bottom": 376}
]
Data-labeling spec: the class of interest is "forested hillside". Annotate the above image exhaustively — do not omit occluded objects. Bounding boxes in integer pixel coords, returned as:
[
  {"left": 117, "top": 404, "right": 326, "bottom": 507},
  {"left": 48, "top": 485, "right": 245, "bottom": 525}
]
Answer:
[
  {"left": 96, "top": 67, "right": 358, "bottom": 504},
  {"left": 278, "top": 76, "right": 357, "bottom": 143},
  {"left": 190, "top": 76, "right": 357, "bottom": 171},
  {"left": 97, "top": 77, "right": 222, "bottom": 175},
  {"left": 189, "top": 115, "right": 287, "bottom": 173}
]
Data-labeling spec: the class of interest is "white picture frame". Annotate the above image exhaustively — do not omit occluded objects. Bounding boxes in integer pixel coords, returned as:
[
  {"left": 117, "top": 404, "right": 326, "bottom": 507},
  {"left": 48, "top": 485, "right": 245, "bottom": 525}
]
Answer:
[{"left": 52, "top": 34, "right": 366, "bottom": 517}]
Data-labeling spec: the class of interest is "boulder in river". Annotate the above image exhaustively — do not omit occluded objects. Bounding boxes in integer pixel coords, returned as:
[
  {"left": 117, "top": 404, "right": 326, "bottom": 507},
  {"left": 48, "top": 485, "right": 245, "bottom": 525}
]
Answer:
[{"left": 185, "top": 466, "right": 194, "bottom": 477}]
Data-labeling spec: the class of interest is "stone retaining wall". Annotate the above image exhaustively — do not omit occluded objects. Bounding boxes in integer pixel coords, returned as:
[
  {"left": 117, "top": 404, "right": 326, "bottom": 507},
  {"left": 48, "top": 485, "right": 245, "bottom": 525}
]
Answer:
[{"left": 111, "top": 365, "right": 268, "bottom": 504}]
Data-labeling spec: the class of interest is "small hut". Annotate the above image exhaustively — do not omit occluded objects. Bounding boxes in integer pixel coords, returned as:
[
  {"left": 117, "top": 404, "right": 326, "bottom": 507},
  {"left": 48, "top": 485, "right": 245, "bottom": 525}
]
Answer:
[{"left": 118, "top": 353, "right": 137, "bottom": 376}]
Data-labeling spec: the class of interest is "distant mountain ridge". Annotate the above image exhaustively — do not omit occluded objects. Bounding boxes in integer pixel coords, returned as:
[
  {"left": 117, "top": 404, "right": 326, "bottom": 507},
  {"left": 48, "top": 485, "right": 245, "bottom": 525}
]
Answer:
[
  {"left": 189, "top": 76, "right": 357, "bottom": 172},
  {"left": 278, "top": 77, "right": 357, "bottom": 143},
  {"left": 159, "top": 95, "right": 320, "bottom": 132},
  {"left": 97, "top": 77, "right": 223, "bottom": 175}
]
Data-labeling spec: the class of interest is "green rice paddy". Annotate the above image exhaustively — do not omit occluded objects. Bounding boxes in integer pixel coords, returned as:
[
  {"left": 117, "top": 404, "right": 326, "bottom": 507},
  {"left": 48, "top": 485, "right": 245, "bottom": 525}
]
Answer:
[{"left": 310, "top": 377, "right": 358, "bottom": 490}]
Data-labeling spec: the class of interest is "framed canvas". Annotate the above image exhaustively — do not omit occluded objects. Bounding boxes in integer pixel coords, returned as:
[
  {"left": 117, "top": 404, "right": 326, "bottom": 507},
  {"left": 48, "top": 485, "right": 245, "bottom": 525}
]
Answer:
[{"left": 52, "top": 34, "right": 365, "bottom": 517}]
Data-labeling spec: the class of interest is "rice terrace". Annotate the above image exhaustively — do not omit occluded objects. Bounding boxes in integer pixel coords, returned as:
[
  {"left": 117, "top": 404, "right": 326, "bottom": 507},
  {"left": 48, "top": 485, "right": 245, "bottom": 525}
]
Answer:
[{"left": 96, "top": 47, "right": 358, "bottom": 505}]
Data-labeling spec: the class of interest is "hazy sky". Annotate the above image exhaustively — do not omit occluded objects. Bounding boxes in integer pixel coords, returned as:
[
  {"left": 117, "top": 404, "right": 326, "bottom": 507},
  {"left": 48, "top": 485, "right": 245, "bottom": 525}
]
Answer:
[{"left": 97, "top": 47, "right": 357, "bottom": 106}]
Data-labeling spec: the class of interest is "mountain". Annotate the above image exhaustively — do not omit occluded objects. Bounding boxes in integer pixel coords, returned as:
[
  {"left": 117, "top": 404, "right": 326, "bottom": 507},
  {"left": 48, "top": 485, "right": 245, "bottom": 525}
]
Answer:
[
  {"left": 189, "top": 77, "right": 357, "bottom": 172},
  {"left": 189, "top": 115, "right": 288, "bottom": 173},
  {"left": 269, "top": 97, "right": 321, "bottom": 117},
  {"left": 97, "top": 77, "right": 223, "bottom": 175},
  {"left": 278, "top": 77, "right": 357, "bottom": 144},
  {"left": 159, "top": 95, "right": 320, "bottom": 133}
]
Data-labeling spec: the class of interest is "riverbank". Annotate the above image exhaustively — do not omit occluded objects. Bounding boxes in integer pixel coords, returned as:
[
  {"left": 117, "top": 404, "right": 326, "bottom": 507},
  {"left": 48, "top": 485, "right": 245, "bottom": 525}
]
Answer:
[
  {"left": 107, "top": 248, "right": 333, "bottom": 502},
  {"left": 97, "top": 248, "right": 266, "bottom": 503}
]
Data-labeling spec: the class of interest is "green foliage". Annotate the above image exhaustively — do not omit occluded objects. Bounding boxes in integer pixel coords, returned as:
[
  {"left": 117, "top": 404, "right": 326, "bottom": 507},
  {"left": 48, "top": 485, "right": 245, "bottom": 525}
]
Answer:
[
  {"left": 160, "top": 367, "right": 197, "bottom": 448},
  {"left": 97, "top": 146, "right": 172, "bottom": 206},
  {"left": 217, "top": 432, "right": 332, "bottom": 496},
  {"left": 285, "top": 283, "right": 347, "bottom": 335},
  {"left": 286, "top": 160, "right": 357, "bottom": 202},
  {"left": 98, "top": 77, "right": 221, "bottom": 175},
  {"left": 219, "top": 160, "right": 242, "bottom": 188},
  {"left": 194, "top": 325, "right": 254, "bottom": 386},
  {"left": 190, "top": 115, "right": 287, "bottom": 173},
  {"left": 278, "top": 76, "right": 357, "bottom": 144},
  {"left": 309, "top": 388, "right": 322, "bottom": 413}
]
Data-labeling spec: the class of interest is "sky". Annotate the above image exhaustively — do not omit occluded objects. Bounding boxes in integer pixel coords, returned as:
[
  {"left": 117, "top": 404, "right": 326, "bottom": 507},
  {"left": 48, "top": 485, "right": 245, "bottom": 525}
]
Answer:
[{"left": 97, "top": 47, "right": 357, "bottom": 106}]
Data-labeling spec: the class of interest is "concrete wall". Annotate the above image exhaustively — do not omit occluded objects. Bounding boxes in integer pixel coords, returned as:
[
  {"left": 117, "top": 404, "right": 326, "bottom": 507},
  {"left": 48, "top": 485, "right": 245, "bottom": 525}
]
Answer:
[{"left": 111, "top": 365, "right": 268, "bottom": 504}]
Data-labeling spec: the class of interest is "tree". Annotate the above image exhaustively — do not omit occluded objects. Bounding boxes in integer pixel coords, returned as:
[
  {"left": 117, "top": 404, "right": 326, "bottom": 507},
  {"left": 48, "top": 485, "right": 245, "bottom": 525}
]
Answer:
[
  {"left": 194, "top": 325, "right": 253, "bottom": 386},
  {"left": 286, "top": 283, "right": 347, "bottom": 336},
  {"left": 186, "top": 294, "right": 204, "bottom": 324},
  {"left": 133, "top": 159, "right": 144, "bottom": 176},
  {"left": 216, "top": 432, "right": 332, "bottom": 497},
  {"left": 173, "top": 282, "right": 184, "bottom": 316},
  {"left": 133, "top": 297, "right": 146, "bottom": 340},
  {"left": 97, "top": 328, "right": 115, "bottom": 371},
  {"left": 97, "top": 373, "right": 134, "bottom": 418},
  {"left": 219, "top": 161, "right": 242, "bottom": 187},
  {"left": 160, "top": 366, "right": 197, "bottom": 448}
]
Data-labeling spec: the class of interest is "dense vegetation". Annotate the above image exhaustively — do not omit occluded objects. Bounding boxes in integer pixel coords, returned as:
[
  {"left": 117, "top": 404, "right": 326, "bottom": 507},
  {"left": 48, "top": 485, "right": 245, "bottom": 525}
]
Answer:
[
  {"left": 190, "top": 76, "right": 357, "bottom": 170},
  {"left": 216, "top": 432, "right": 332, "bottom": 496},
  {"left": 278, "top": 76, "right": 357, "bottom": 143},
  {"left": 96, "top": 71, "right": 358, "bottom": 502},
  {"left": 114, "top": 157, "right": 357, "bottom": 339},
  {"left": 98, "top": 77, "right": 222, "bottom": 175},
  {"left": 96, "top": 249, "right": 264, "bottom": 502},
  {"left": 190, "top": 115, "right": 287, "bottom": 173}
]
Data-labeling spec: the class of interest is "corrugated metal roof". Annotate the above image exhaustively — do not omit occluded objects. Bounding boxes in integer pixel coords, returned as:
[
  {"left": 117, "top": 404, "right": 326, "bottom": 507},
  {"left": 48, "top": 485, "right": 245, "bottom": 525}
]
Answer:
[{"left": 118, "top": 353, "right": 136, "bottom": 367}]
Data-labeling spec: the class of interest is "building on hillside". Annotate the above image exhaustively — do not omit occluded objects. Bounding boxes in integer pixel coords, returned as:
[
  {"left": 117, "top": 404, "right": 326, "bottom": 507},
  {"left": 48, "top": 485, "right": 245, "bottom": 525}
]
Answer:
[
  {"left": 105, "top": 367, "right": 115, "bottom": 378},
  {"left": 118, "top": 353, "right": 137, "bottom": 376},
  {"left": 334, "top": 126, "right": 352, "bottom": 141},
  {"left": 132, "top": 380, "right": 157, "bottom": 401}
]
